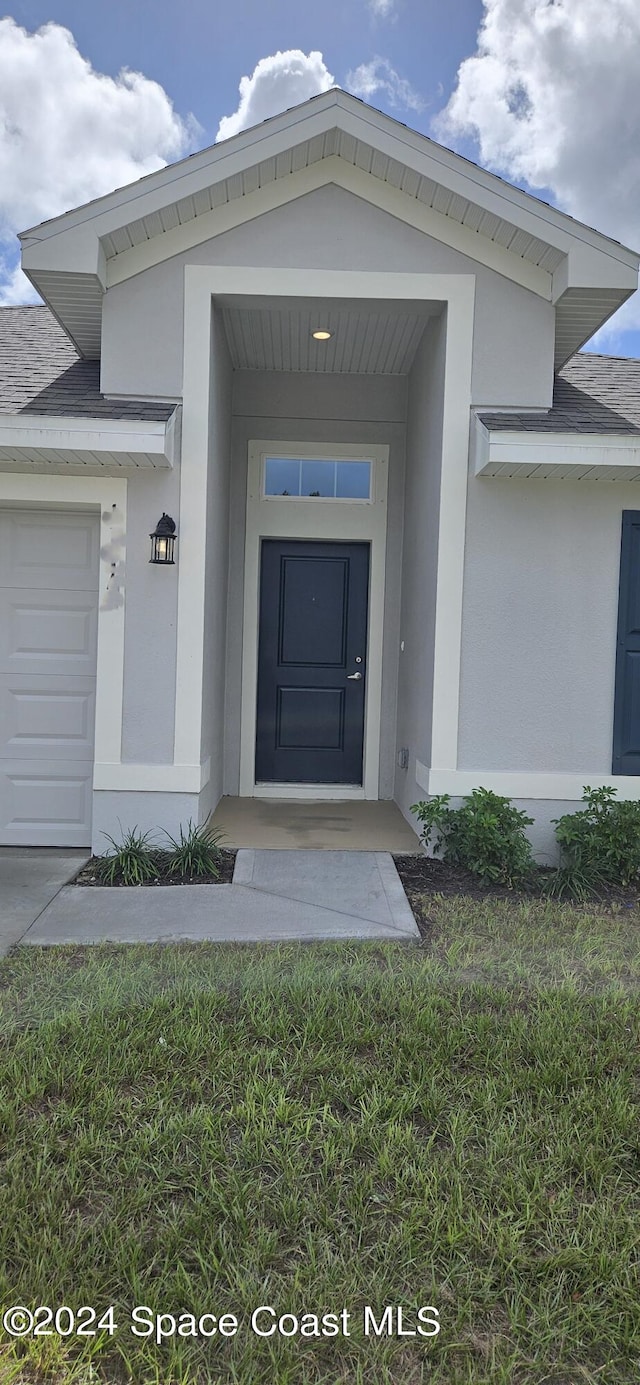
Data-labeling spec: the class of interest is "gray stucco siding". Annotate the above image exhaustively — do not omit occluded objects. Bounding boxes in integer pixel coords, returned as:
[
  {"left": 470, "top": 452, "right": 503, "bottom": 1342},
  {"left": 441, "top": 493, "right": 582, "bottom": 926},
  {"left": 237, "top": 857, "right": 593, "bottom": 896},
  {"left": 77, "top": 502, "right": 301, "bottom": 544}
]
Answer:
[
  {"left": 100, "top": 184, "right": 554, "bottom": 410},
  {"left": 92, "top": 791, "right": 202, "bottom": 853},
  {"left": 201, "top": 308, "right": 233, "bottom": 803},
  {"left": 120, "top": 467, "right": 181, "bottom": 766},
  {"left": 394, "top": 314, "right": 446, "bottom": 821},
  {"left": 457, "top": 478, "right": 631, "bottom": 775}
]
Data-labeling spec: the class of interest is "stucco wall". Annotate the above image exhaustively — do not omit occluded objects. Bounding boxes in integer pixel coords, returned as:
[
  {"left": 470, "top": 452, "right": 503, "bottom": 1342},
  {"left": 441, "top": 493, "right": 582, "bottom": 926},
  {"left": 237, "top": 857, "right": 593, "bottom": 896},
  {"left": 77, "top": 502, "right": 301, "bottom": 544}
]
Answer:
[
  {"left": 92, "top": 791, "right": 200, "bottom": 852},
  {"left": 200, "top": 306, "right": 232, "bottom": 817},
  {"left": 458, "top": 479, "right": 631, "bottom": 774},
  {"left": 101, "top": 184, "right": 553, "bottom": 409},
  {"left": 394, "top": 312, "right": 447, "bottom": 823},
  {"left": 120, "top": 466, "right": 180, "bottom": 765},
  {"left": 222, "top": 370, "right": 407, "bottom": 797}
]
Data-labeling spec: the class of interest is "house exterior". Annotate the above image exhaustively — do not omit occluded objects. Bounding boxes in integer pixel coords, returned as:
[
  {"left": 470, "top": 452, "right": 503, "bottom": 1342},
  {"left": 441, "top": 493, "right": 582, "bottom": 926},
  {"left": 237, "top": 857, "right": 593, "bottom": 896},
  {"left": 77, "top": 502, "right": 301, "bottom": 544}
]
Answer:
[{"left": 2, "top": 88, "right": 640, "bottom": 859}]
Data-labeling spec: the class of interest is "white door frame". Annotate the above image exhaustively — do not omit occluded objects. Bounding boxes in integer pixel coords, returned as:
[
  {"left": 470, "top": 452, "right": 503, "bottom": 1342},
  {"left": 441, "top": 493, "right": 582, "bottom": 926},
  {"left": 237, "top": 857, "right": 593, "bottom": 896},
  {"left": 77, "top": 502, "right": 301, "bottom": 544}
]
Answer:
[{"left": 240, "top": 440, "right": 389, "bottom": 799}]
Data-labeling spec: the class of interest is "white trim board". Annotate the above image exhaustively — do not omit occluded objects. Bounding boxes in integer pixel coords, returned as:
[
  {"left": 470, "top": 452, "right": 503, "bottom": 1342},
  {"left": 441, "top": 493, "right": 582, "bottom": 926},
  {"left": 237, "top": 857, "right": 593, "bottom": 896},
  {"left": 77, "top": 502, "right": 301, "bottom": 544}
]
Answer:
[
  {"left": 254, "top": 785, "right": 366, "bottom": 801},
  {"left": 240, "top": 440, "right": 389, "bottom": 800},
  {"left": 0, "top": 411, "right": 179, "bottom": 471},
  {"left": 417, "top": 762, "right": 640, "bottom": 801},
  {"left": 94, "top": 759, "right": 210, "bottom": 793},
  {"left": 175, "top": 266, "right": 475, "bottom": 786},
  {"left": 0, "top": 474, "right": 126, "bottom": 775},
  {"left": 20, "top": 91, "right": 637, "bottom": 365},
  {"left": 25, "top": 91, "right": 637, "bottom": 280},
  {"left": 473, "top": 415, "right": 640, "bottom": 480}
]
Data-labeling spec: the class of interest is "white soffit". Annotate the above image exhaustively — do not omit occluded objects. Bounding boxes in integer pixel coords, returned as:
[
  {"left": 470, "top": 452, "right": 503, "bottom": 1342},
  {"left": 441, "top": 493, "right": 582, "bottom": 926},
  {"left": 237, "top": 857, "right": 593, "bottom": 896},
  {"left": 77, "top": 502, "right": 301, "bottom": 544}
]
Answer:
[
  {"left": 99, "top": 127, "right": 567, "bottom": 277},
  {"left": 19, "top": 91, "right": 639, "bottom": 363}
]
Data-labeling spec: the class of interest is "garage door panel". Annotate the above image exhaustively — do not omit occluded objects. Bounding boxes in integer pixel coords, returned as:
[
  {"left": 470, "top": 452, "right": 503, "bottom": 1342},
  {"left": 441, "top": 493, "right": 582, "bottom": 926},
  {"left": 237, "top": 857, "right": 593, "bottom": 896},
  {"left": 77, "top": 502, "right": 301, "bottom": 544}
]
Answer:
[
  {"left": 0, "top": 676, "right": 96, "bottom": 759},
  {"left": 0, "top": 509, "right": 99, "bottom": 846},
  {"left": 0, "top": 761, "right": 93, "bottom": 847},
  {"left": 0, "top": 512, "right": 100, "bottom": 590},
  {"left": 0, "top": 589, "right": 98, "bottom": 675}
]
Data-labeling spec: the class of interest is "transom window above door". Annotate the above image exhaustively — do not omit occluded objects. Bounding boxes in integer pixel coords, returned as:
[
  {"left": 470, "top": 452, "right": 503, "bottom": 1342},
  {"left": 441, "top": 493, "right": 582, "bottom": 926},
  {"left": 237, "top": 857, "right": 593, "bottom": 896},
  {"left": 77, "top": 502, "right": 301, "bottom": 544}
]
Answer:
[{"left": 264, "top": 456, "right": 372, "bottom": 501}]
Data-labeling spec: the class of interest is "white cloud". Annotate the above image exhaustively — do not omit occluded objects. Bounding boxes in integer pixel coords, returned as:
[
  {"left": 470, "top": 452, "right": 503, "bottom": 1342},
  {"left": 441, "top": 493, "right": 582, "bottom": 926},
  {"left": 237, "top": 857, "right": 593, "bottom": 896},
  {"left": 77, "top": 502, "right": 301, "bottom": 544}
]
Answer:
[
  {"left": 435, "top": 0, "right": 640, "bottom": 346},
  {"left": 216, "top": 51, "right": 335, "bottom": 142},
  {"left": 346, "top": 58, "right": 424, "bottom": 112},
  {"left": 0, "top": 263, "right": 41, "bottom": 307},
  {"left": 0, "top": 18, "right": 198, "bottom": 306},
  {"left": 368, "top": 0, "right": 398, "bottom": 17}
]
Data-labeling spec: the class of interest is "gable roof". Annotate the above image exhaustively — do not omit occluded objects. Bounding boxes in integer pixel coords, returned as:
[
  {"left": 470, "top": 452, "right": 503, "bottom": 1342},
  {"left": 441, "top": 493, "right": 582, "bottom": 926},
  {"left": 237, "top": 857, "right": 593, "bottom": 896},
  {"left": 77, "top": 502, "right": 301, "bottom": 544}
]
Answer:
[
  {"left": 0, "top": 306, "right": 174, "bottom": 421},
  {"left": 19, "top": 90, "right": 639, "bottom": 367}
]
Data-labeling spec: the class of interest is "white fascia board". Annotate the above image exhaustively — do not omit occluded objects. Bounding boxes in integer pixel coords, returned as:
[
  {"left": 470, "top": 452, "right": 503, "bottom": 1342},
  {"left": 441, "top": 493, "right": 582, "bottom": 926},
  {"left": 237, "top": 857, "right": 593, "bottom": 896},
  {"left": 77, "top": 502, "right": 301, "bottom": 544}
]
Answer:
[
  {"left": 21, "top": 224, "right": 106, "bottom": 283},
  {"left": 19, "top": 90, "right": 638, "bottom": 283},
  {"left": 330, "top": 95, "right": 640, "bottom": 273},
  {"left": 19, "top": 100, "right": 349, "bottom": 251},
  {"left": 0, "top": 412, "right": 178, "bottom": 467},
  {"left": 470, "top": 414, "right": 491, "bottom": 476},
  {"left": 474, "top": 425, "right": 640, "bottom": 477},
  {"left": 552, "top": 243, "right": 638, "bottom": 299}
]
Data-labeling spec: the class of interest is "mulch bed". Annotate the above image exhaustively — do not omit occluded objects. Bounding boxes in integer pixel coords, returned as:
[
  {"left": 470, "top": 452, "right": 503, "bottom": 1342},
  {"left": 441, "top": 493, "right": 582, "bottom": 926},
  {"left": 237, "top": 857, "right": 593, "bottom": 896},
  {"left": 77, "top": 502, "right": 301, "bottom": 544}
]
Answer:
[
  {"left": 72, "top": 848, "right": 237, "bottom": 887},
  {"left": 393, "top": 853, "right": 640, "bottom": 929}
]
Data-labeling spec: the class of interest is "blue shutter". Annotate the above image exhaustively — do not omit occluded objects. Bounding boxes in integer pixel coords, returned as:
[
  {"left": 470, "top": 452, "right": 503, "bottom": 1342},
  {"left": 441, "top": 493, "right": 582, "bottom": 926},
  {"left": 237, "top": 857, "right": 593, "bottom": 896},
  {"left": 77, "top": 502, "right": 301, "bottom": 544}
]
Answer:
[{"left": 612, "top": 511, "right": 640, "bottom": 773}]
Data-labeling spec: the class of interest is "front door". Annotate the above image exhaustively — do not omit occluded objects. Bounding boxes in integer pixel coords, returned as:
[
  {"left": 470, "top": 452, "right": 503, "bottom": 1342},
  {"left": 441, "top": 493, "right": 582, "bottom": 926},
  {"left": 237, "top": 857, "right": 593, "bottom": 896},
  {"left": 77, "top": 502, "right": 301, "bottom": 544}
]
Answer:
[{"left": 255, "top": 539, "right": 370, "bottom": 784}]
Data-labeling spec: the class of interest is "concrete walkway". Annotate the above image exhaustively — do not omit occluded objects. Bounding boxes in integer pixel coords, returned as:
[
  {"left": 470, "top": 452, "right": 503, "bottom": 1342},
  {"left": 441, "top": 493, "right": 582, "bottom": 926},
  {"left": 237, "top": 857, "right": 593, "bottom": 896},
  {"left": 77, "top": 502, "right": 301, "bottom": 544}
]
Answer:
[
  {"left": 19, "top": 850, "right": 419, "bottom": 945},
  {"left": 0, "top": 848, "right": 90, "bottom": 956}
]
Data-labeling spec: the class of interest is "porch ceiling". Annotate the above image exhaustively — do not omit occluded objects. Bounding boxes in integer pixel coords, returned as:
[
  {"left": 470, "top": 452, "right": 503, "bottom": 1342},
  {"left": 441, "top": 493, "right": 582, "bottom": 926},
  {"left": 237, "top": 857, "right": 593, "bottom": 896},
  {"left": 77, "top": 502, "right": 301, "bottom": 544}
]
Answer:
[{"left": 220, "top": 296, "right": 438, "bottom": 374}]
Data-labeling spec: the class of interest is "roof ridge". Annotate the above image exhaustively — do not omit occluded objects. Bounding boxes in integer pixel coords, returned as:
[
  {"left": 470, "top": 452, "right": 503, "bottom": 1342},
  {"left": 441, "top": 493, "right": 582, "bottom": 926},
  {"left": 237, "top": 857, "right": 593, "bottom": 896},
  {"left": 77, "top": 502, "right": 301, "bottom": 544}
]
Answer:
[{"left": 570, "top": 350, "right": 640, "bottom": 364}]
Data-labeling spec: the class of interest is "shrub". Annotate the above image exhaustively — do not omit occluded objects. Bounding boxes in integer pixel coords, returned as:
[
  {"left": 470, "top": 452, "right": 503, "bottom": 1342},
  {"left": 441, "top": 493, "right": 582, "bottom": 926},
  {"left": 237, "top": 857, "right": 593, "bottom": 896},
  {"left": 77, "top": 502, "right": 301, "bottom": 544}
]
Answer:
[
  {"left": 163, "top": 821, "right": 224, "bottom": 879},
  {"left": 411, "top": 787, "right": 535, "bottom": 887},
  {"left": 550, "top": 785, "right": 640, "bottom": 897},
  {"left": 95, "top": 827, "right": 160, "bottom": 885}
]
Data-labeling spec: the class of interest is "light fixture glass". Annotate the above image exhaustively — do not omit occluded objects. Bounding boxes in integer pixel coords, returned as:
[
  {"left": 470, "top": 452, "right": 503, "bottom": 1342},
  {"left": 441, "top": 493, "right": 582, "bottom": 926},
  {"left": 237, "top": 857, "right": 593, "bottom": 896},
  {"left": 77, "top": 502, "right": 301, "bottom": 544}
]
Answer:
[
  {"left": 311, "top": 329, "right": 333, "bottom": 341},
  {"left": 149, "top": 513, "right": 177, "bottom": 564}
]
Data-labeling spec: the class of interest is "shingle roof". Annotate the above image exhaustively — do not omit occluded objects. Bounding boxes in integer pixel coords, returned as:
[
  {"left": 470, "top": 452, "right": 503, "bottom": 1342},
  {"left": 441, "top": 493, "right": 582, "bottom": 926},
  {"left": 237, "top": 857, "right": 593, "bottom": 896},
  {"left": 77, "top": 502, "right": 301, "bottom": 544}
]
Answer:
[
  {"left": 0, "top": 306, "right": 175, "bottom": 422},
  {"left": 2, "top": 305, "right": 640, "bottom": 438},
  {"left": 479, "top": 353, "right": 640, "bottom": 435}
]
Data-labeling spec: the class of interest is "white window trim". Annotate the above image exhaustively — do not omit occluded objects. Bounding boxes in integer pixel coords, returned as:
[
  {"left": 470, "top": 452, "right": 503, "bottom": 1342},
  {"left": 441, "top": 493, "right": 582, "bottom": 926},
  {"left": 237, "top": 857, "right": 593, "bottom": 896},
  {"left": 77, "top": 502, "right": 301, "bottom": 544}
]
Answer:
[{"left": 240, "top": 441, "right": 389, "bottom": 800}]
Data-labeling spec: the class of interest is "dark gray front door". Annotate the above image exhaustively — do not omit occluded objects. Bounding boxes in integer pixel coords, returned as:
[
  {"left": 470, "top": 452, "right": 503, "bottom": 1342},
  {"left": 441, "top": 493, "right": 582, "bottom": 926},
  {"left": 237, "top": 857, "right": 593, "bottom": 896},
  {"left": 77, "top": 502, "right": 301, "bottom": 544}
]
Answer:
[{"left": 255, "top": 540, "right": 370, "bottom": 784}]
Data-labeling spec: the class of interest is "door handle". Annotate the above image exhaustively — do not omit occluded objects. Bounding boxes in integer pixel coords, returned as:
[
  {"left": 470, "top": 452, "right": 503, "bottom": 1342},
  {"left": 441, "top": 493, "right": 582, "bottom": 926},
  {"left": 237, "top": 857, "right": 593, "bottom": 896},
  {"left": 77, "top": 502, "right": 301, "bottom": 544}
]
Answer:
[{"left": 347, "top": 672, "right": 363, "bottom": 680}]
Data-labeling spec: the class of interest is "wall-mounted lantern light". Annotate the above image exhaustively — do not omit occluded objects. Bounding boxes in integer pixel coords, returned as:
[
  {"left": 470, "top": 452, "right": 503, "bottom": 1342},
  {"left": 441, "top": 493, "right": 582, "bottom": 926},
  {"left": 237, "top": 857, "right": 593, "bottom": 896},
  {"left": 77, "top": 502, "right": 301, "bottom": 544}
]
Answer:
[{"left": 149, "top": 513, "right": 177, "bottom": 565}]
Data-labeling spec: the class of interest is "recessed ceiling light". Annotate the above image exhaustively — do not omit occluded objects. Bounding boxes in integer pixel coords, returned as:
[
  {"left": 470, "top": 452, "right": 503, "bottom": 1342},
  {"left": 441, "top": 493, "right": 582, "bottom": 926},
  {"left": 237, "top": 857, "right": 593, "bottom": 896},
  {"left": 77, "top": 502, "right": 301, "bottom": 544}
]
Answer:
[{"left": 312, "top": 329, "right": 333, "bottom": 341}]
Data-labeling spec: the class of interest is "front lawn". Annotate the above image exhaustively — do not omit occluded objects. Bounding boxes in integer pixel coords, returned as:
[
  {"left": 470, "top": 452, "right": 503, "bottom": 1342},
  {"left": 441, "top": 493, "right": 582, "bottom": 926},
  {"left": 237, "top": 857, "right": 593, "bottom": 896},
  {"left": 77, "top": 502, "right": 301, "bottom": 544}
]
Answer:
[{"left": 1, "top": 899, "right": 639, "bottom": 1384}]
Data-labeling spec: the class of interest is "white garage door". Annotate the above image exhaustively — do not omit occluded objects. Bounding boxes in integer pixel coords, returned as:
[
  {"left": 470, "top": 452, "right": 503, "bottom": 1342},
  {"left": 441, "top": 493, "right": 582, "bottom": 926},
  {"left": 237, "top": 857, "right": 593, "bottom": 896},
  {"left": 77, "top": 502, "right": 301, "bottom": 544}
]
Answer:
[{"left": 0, "top": 509, "right": 99, "bottom": 846}]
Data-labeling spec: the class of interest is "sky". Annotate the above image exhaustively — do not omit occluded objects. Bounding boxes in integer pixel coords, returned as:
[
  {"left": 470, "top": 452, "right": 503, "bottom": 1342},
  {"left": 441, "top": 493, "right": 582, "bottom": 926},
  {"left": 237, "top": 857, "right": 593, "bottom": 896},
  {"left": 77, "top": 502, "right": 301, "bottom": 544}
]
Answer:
[{"left": 2, "top": 0, "right": 640, "bottom": 356}]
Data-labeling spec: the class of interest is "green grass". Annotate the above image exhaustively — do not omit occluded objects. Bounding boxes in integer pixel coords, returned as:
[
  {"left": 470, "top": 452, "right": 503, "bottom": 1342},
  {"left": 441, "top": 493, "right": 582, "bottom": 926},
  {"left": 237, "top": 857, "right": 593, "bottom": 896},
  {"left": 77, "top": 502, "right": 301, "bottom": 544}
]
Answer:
[{"left": 0, "top": 898, "right": 639, "bottom": 1384}]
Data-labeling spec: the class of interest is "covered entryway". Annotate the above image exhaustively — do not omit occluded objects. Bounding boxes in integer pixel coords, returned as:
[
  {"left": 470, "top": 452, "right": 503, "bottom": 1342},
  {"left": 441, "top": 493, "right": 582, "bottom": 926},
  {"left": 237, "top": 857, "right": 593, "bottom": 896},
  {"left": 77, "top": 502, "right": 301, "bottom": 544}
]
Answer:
[
  {"left": 0, "top": 509, "right": 99, "bottom": 846},
  {"left": 256, "top": 539, "right": 369, "bottom": 785}
]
